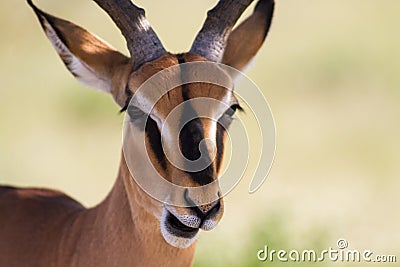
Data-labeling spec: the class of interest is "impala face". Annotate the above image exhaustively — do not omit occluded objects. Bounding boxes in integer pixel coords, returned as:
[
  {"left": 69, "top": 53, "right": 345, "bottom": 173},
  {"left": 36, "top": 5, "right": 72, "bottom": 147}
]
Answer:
[
  {"left": 29, "top": 0, "right": 275, "bottom": 250},
  {"left": 123, "top": 54, "right": 240, "bottom": 248}
]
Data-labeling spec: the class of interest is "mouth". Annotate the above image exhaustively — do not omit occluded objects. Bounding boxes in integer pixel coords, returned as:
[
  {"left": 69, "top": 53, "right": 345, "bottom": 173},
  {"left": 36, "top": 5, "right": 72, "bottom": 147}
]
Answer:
[
  {"left": 160, "top": 204, "right": 221, "bottom": 248},
  {"left": 164, "top": 210, "right": 199, "bottom": 239}
]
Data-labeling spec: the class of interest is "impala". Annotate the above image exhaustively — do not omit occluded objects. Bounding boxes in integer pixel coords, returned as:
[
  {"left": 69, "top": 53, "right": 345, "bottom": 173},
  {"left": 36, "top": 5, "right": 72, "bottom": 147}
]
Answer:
[{"left": 0, "top": 0, "right": 275, "bottom": 266}]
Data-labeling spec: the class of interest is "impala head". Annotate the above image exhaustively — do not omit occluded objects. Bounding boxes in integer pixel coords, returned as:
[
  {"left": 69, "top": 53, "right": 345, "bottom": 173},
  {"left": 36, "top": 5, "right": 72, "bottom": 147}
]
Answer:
[{"left": 28, "top": 0, "right": 274, "bottom": 248}]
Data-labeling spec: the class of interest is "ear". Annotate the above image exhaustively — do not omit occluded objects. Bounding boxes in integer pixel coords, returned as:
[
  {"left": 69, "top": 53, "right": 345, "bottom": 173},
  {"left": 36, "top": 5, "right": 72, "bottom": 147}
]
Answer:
[
  {"left": 222, "top": 0, "right": 275, "bottom": 72},
  {"left": 28, "top": 0, "right": 132, "bottom": 103}
]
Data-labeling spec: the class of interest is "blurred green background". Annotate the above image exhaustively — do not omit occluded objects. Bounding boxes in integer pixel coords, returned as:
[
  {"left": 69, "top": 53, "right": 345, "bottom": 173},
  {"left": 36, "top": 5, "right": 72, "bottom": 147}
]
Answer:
[{"left": 0, "top": 0, "right": 399, "bottom": 266}]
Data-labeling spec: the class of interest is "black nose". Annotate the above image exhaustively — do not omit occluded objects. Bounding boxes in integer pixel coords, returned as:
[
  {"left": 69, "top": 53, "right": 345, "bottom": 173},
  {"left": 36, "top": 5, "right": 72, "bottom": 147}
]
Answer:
[{"left": 184, "top": 190, "right": 221, "bottom": 220}]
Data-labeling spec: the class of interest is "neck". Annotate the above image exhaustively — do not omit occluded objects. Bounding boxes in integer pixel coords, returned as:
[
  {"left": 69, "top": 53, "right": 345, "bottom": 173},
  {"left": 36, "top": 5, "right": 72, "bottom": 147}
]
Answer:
[{"left": 64, "top": 154, "right": 196, "bottom": 267}]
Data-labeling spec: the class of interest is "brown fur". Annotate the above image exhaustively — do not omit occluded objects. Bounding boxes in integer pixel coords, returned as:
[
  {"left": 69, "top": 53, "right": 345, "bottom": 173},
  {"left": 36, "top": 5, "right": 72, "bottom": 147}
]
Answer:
[
  {"left": 0, "top": 0, "right": 275, "bottom": 265},
  {"left": 0, "top": 156, "right": 195, "bottom": 267}
]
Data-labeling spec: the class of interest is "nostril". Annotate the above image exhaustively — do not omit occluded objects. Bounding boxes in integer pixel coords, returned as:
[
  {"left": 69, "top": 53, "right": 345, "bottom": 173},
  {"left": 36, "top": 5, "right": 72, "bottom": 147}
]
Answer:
[
  {"left": 204, "top": 199, "right": 221, "bottom": 219},
  {"left": 183, "top": 189, "right": 221, "bottom": 219},
  {"left": 198, "top": 203, "right": 213, "bottom": 214},
  {"left": 193, "top": 199, "right": 221, "bottom": 219}
]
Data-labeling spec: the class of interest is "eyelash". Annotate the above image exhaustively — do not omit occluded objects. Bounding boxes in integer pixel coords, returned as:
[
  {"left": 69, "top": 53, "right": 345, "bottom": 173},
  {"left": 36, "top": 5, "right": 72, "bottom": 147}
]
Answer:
[{"left": 224, "top": 104, "right": 242, "bottom": 117}]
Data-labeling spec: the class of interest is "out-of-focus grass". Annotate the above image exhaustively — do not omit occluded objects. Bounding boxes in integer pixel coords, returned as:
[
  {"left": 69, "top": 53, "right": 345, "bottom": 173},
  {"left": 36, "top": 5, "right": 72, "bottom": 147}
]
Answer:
[
  {"left": 0, "top": 0, "right": 399, "bottom": 266},
  {"left": 195, "top": 211, "right": 332, "bottom": 267}
]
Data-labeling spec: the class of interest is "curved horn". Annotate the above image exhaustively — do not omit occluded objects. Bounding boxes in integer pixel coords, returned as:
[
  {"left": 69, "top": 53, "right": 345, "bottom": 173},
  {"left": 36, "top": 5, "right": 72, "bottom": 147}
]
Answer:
[
  {"left": 93, "top": 0, "right": 166, "bottom": 70},
  {"left": 190, "top": 0, "right": 254, "bottom": 63}
]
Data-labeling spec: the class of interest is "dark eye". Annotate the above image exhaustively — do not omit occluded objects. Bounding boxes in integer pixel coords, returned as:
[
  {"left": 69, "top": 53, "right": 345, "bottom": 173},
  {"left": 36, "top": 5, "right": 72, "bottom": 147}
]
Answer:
[
  {"left": 126, "top": 105, "right": 150, "bottom": 130},
  {"left": 126, "top": 105, "right": 146, "bottom": 121},
  {"left": 224, "top": 104, "right": 242, "bottom": 117},
  {"left": 219, "top": 104, "right": 242, "bottom": 128}
]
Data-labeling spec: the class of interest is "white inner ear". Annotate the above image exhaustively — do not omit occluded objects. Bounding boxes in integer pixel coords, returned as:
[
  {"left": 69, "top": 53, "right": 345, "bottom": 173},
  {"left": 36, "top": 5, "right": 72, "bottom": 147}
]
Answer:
[
  {"left": 42, "top": 19, "right": 111, "bottom": 93},
  {"left": 225, "top": 56, "right": 257, "bottom": 82}
]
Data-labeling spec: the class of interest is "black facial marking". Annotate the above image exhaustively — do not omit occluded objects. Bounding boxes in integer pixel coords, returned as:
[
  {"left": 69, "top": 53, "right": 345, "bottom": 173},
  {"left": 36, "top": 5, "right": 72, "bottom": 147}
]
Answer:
[
  {"left": 145, "top": 117, "right": 167, "bottom": 170},
  {"left": 179, "top": 118, "right": 203, "bottom": 161},
  {"left": 179, "top": 119, "right": 214, "bottom": 186},
  {"left": 176, "top": 54, "right": 215, "bottom": 185},
  {"left": 176, "top": 53, "right": 190, "bottom": 101},
  {"left": 176, "top": 53, "right": 186, "bottom": 65}
]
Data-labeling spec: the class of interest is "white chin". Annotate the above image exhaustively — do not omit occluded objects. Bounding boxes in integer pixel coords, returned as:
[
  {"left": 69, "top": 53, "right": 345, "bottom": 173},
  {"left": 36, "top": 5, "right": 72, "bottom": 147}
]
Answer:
[{"left": 160, "top": 209, "right": 199, "bottom": 249}]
